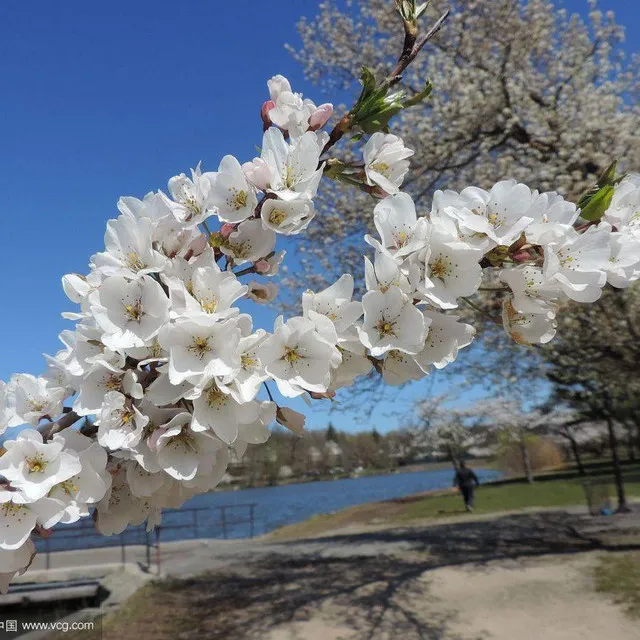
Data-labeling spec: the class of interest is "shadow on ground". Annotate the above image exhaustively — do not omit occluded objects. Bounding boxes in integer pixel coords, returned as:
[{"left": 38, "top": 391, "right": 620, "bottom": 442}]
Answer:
[{"left": 134, "top": 508, "right": 640, "bottom": 640}]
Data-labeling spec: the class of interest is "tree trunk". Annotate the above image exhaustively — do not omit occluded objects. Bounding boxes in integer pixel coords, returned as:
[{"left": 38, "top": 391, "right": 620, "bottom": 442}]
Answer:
[
  {"left": 569, "top": 437, "right": 586, "bottom": 476},
  {"left": 606, "top": 416, "right": 630, "bottom": 513},
  {"left": 519, "top": 430, "right": 534, "bottom": 484},
  {"left": 627, "top": 429, "right": 636, "bottom": 461}
]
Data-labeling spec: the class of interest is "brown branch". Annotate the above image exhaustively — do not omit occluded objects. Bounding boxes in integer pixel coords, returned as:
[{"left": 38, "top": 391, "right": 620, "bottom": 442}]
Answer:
[
  {"left": 382, "top": 9, "right": 450, "bottom": 91},
  {"left": 321, "top": 9, "right": 450, "bottom": 157},
  {"left": 40, "top": 410, "right": 82, "bottom": 440}
]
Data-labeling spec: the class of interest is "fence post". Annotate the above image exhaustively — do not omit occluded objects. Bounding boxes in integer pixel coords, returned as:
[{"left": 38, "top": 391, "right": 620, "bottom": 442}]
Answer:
[
  {"left": 249, "top": 504, "right": 255, "bottom": 538},
  {"left": 221, "top": 505, "right": 227, "bottom": 539},
  {"left": 120, "top": 534, "right": 126, "bottom": 565},
  {"left": 155, "top": 527, "right": 162, "bottom": 575},
  {"left": 145, "top": 530, "right": 151, "bottom": 569}
]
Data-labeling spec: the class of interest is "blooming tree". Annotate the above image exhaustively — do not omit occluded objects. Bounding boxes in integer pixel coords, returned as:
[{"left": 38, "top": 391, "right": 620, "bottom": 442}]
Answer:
[
  {"left": 287, "top": 0, "right": 640, "bottom": 297},
  {"left": 0, "top": 1, "right": 639, "bottom": 589},
  {"left": 406, "top": 395, "right": 483, "bottom": 469}
]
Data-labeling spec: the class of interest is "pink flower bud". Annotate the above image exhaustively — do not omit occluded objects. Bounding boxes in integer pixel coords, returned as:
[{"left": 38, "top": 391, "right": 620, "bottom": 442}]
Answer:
[
  {"left": 308, "top": 103, "right": 334, "bottom": 130},
  {"left": 254, "top": 260, "right": 271, "bottom": 274},
  {"left": 261, "top": 100, "right": 275, "bottom": 129},
  {"left": 220, "top": 223, "right": 235, "bottom": 239},
  {"left": 512, "top": 250, "right": 531, "bottom": 262}
]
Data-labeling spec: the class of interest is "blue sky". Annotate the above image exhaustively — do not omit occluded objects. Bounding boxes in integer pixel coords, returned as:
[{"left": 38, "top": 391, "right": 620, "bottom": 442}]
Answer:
[{"left": 0, "top": 1, "right": 637, "bottom": 435}]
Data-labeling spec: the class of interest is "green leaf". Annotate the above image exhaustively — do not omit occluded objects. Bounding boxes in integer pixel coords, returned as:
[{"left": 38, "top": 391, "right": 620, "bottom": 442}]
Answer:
[
  {"left": 357, "top": 67, "right": 378, "bottom": 104},
  {"left": 576, "top": 161, "right": 626, "bottom": 222},
  {"left": 402, "top": 79, "right": 433, "bottom": 108},
  {"left": 580, "top": 185, "right": 615, "bottom": 222}
]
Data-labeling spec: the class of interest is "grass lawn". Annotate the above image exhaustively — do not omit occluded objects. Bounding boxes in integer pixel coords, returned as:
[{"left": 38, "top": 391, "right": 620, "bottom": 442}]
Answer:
[
  {"left": 593, "top": 552, "right": 640, "bottom": 619},
  {"left": 271, "top": 460, "right": 640, "bottom": 540}
]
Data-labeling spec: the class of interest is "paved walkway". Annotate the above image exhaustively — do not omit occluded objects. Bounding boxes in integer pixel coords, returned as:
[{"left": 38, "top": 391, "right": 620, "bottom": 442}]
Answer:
[
  {"left": 13, "top": 506, "right": 640, "bottom": 640},
  {"left": 20, "top": 504, "right": 640, "bottom": 582}
]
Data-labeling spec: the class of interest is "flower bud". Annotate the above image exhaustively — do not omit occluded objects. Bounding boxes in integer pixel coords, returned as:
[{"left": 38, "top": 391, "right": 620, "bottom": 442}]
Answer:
[
  {"left": 254, "top": 260, "right": 271, "bottom": 274},
  {"left": 276, "top": 406, "right": 305, "bottom": 435},
  {"left": 247, "top": 281, "right": 278, "bottom": 304},
  {"left": 308, "top": 103, "right": 334, "bottom": 130},
  {"left": 512, "top": 250, "right": 531, "bottom": 262},
  {"left": 267, "top": 75, "right": 292, "bottom": 101},
  {"left": 220, "top": 223, "right": 235, "bottom": 239},
  {"left": 261, "top": 100, "right": 275, "bottom": 130}
]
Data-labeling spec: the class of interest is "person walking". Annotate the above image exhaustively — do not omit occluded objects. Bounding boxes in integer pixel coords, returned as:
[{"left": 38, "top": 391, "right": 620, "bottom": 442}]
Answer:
[{"left": 453, "top": 460, "right": 480, "bottom": 512}]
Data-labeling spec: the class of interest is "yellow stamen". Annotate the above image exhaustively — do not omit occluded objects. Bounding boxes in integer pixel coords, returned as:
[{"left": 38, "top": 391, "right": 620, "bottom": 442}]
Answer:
[
  {"left": 268, "top": 209, "right": 287, "bottom": 227},
  {"left": 189, "top": 336, "right": 211, "bottom": 359},
  {"left": 125, "top": 253, "right": 146, "bottom": 272},
  {"left": 124, "top": 299, "right": 144, "bottom": 321},
  {"left": 206, "top": 387, "right": 227, "bottom": 408},
  {"left": 26, "top": 455, "right": 47, "bottom": 474},
  {"left": 199, "top": 296, "right": 218, "bottom": 314},
  {"left": 375, "top": 319, "right": 396, "bottom": 338},
  {"left": 371, "top": 162, "right": 390, "bottom": 176},
  {"left": 284, "top": 347, "right": 301, "bottom": 364},
  {"left": 231, "top": 189, "right": 247, "bottom": 210}
]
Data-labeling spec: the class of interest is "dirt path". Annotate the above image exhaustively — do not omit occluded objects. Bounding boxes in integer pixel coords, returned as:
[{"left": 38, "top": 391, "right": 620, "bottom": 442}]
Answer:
[{"left": 262, "top": 552, "right": 639, "bottom": 640}]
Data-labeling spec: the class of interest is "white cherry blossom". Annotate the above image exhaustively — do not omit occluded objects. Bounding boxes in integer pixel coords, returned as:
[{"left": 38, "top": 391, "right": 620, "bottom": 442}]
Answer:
[
  {"left": 417, "top": 222, "right": 483, "bottom": 309},
  {"left": 220, "top": 219, "right": 276, "bottom": 265},
  {"left": 604, "top": 230, "right": 640, "bottom": 288},
  {"left": 0, "top": 430, "right": 81, "bottom": 501},
  {"left": 363, "top": 133, "right": 414, "bottom": 195},
  {"left": 167, "top": 264, "right": 246, "bottom": 320},
  {"left": 192, "top": 381, "right": 259, "bottom": 444},
  {"left": 206, "top": 155, "right": 258, "bottom": 224},
  {"left": 604, "top": 173, "right": 640, "bottom": 233},
  {"left": 259, "top": 316, "right": 341, "bottom": 397},
  {"left": 261, "top": 198, "right": 315, "bottom": 235},
  {"left": 0, "top": 492, "right": 64, "bottom": 550},
  {"left": 91, "top": 215, "right": 167, "bottom": 279},
  {"left": 499, "top": 265, "right": 562, "bottom": 315},
  {"left": 6, "top": 374, "right": 66, "bottom": 427},
  {"left": 381, "top": 350, "right": 426, "bottom": 386},
  {"left": 164, "top": 165, "right": 213, "bottom": 226},
  {"left": 432, "top": 180, "right": 537, "bottom": 247},
  {"left": 153, "top": 412, "right": 222, "bottom": 481},
  {"left": 502, "top": 297, "right": 557, "bottom": 345},
  {"left": 256, "top": 128, "right": 324, "bottom": 201},
  {"left": 0, "top": 540, "right": 36, "bottom": 594},
  {"left": 90, "top": 275, "right": 170, "bottom": 351},
  {"left": 366, "top": 193, "right": 429, "bottom": 260},
  {"left": 97, "top": 392, "right": 149, "bottom": 451},
  {"left": 302, "top": 274, "right": 363, "bottom": 336},
  {"left": 358, "top": 288, "right": 427, "bottom": 356},
  {"left": 267, "top": 74, "right": 320, "bottom": 138},
  {"left": 159, "top": 316, "right": 241, "bottom": 386},
  {"left": 413, "top": 311, "right": 475, "bottom": 371},
  {"left": 543, "top": 225, "right": 610, "bottom": 302}
]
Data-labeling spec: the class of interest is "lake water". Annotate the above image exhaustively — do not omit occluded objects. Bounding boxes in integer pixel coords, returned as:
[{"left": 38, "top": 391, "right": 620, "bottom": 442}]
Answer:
[
  {"left": 38, "top": 468, "right": 501, "bottom": 552},
  {"left": 176, "top": 467, "right": 501, "bottom": 539}
]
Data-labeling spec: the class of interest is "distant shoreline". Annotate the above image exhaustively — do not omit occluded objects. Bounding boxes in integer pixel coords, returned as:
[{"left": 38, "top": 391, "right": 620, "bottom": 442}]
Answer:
[{"left": 214, "top": 458, "right": 496, "bottom": 492}]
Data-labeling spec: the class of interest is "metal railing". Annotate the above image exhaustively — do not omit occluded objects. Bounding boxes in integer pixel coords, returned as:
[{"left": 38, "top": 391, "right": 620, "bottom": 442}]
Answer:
[{"left": 36, "top": 503, "right": 258, "bottom": 572}]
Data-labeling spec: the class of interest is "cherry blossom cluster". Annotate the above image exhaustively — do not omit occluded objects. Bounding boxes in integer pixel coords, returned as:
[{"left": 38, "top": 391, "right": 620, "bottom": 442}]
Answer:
[{"left": 0, "top": 66, "right": 638, "bottom": 590}]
